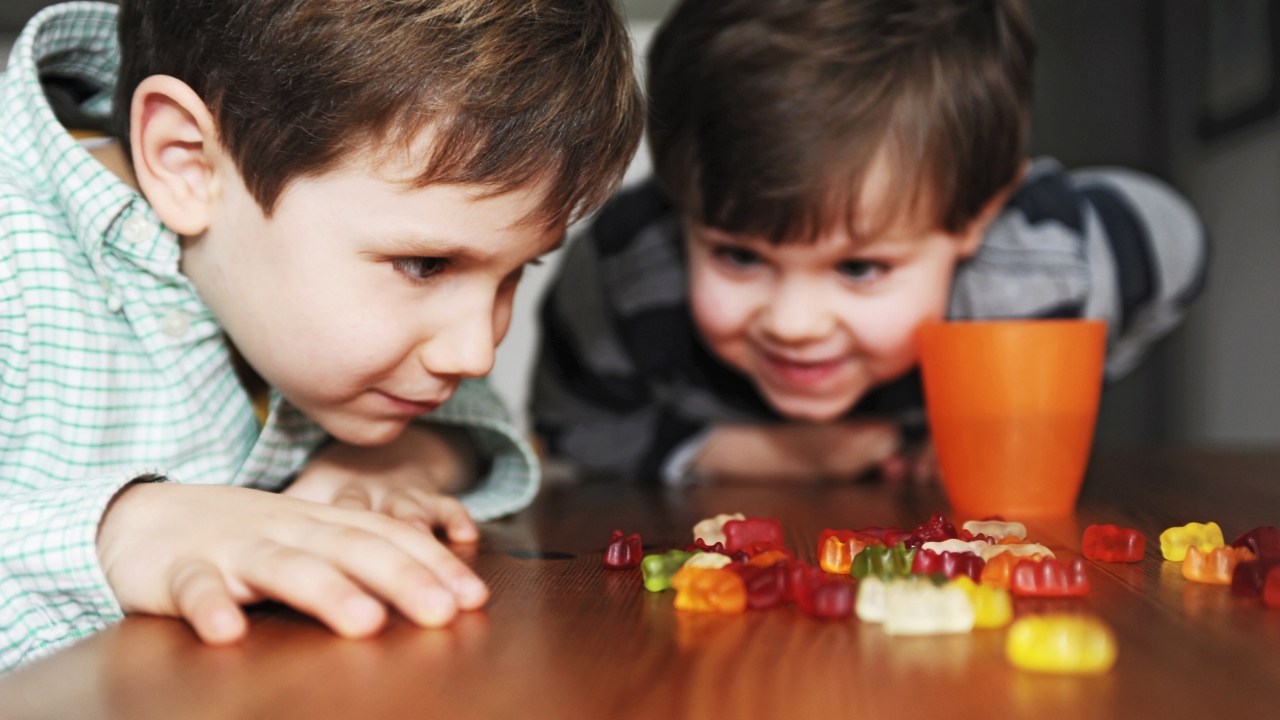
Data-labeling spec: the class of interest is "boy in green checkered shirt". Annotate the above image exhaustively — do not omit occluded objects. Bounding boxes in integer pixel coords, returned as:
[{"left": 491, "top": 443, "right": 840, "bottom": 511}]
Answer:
[{"left": 0, "top": 0, "right": 640, "bottom": 669}]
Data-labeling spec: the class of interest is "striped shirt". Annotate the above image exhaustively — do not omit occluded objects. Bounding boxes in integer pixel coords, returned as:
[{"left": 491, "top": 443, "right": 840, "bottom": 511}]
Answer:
[
  {"left": 533, "top": 160, "right": 1207, "bottom": 481},
  {"left": 0, "top": 2, "right": 539, "bottom": 671}
]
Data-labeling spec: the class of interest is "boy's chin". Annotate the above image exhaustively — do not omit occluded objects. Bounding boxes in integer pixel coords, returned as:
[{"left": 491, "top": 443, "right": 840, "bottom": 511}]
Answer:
[
  {"left": 763, "top": 392, "right": 857, "bottom": 424},
  {"left": 314, "top": 414, "right": 411, "bottom": 447}
]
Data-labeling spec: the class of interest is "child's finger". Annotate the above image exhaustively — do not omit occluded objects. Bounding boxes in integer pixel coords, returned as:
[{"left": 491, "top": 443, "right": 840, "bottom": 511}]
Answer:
[
  {"left": 240, "top": 543, "right": 386, "bottom": 638},
  {"left": 308, "top": 526, "right": 460, "bottom": 627},
  {"left": 384, "top": 492, "right": 436, "bottom": 534},
  {"left": 878, "top": 454, "right": 907, "bottom": 485},
  {"left": 170, "top": 559, "right": 247, "bottom": 645},
  {"left": 339, "top": 511, "right": 489, "bottom": 611},
  {"left": 388, "top": 491, "right": 479, "bottom": 543},
  {"left": 433, "top": 496, "right": 479, "bottom": 544}
]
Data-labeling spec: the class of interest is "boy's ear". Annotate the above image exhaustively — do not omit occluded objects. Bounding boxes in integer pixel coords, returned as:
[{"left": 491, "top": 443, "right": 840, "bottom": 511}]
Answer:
[
  {"left": 129, "top": 75, "right": 222, "bottom": 236},
  {"left": 955, "top": 158, "right": 1030, "bottom": 259}
]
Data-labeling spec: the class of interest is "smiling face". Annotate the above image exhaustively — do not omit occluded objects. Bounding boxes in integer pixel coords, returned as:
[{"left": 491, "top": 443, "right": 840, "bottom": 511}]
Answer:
[
  {"left": 685, "top": 153, "right": 994, "bottom": 423},
  {"left": 181, "top": 149, "right": 563, "bottom": 445}
]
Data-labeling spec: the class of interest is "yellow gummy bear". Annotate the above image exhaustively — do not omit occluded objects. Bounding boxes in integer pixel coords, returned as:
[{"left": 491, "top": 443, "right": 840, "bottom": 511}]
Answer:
[
  {"left": 951, "top": 577, "right": 1012, "bottom": 629},
  {"left": 1159, "top": 522, "right": 1224, "bottom": 562},
  {"left": 1006, "top": 615, "right": 1117, "bottom": 674}
]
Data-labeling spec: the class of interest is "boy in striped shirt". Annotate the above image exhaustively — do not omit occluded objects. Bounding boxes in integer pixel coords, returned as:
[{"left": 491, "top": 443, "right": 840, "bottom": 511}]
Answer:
[{"left": 534, "top": 0, "right": 1206, "bottom": 483}]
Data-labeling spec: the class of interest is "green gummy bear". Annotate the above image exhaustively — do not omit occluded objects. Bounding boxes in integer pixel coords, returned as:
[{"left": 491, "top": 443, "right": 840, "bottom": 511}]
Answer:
[
  {"left": 641, "top": 550, "right": 694, "bottom": 592},
  {"left": 851, "top": 542, "right": 917, "bottom": 581}
]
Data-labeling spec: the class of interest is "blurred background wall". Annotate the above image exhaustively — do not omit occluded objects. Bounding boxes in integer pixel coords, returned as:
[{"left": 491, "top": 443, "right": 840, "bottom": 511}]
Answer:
[{"left": 4, "top": 0, "right": 1278, "bottom": 451}]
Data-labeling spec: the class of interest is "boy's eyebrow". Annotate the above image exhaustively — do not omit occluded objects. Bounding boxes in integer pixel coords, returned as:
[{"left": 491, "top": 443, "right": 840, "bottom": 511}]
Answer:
[
  {"left": 373, "top": 236, "right": 484, "bottom": 259},
  {"left": 371, "top": 231, "right": 566, "bottom": 261}
]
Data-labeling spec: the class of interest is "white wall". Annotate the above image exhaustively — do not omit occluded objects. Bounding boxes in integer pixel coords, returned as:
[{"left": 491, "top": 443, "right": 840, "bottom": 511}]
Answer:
[
  {"left": 1162, "top": 4, "right": 1280, "bottom": 447},
  {"left": 0, "top": 34, "right": 14, "bottom": 70},
  {"left": 1170, "top": 122, "right": 1280, "bottom": 444}
]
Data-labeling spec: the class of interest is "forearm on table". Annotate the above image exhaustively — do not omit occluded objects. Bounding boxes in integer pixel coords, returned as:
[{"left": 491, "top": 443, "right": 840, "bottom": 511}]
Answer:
[{"left": 691, "top": 422, "right": 901, "bottom": 479}]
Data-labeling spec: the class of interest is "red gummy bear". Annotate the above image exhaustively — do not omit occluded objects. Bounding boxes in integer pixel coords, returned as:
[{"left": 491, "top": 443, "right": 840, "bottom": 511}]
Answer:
[
  {"left": 603, "top": 529, "right": 641, "bottom": 569},
  {"left": 1232, "top": 526, "right": 1280, "bottom": 560},
  {"left": 722, "top": 517, "right": 784, "bottom": 553},
  {"left": 911, "top": 548, "right": 985, "bottom": 582},
  {"left": 730, "top": 562, "right": 787, "bottom": 609},
  {"left": 1082, "top": 524, "right": 1145, "bottom": 563},
  {"left": 906, "top": 512, "right": 958, "bottom": 548},
  {"left": 790, "top": 563, "right": 853, "bottom": 620},
  {"left": 1264, "top": 566, "right": 1280, "bottom": 608},
  {"left": 856, "top": 526, "right": 914, "bottom": 547},
  {"left": 684, "top": 538, "right": 727, "bottom": 554},
  {"left": 1232, "top": 559, "right": 1280, "bottom": 597},
  {"left": 1010, "top": 557, "right": 1090, "bottom": 597}
]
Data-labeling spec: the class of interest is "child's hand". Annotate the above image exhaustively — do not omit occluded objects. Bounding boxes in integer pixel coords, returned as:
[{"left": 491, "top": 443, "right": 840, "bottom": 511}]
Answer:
[
  {"left": 879, "top": 440, "right": 939, "bottom": 486},
  {"left": 283, "top": 424, "right": 478, "bottom": 543},
  {"left": 694, "top": 420, "right": 901, "bottom": 480},
  {"left": 97, "top": 482, "right": 489, "bottom": 645}
]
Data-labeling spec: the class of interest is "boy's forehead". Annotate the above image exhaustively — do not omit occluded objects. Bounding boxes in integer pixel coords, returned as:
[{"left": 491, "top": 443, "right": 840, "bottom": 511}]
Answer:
[
  {"left": 688, "top": 143, "right": 943, "bottom": 248},
  {"left": 343, "top": 146, "right": 562, "bottom": 233},
  {"left": 689, "top": 192, "right": 939, "bottom": 251},
  {"left": 343, "top": 123, "right": 565, "bottom": 231}
]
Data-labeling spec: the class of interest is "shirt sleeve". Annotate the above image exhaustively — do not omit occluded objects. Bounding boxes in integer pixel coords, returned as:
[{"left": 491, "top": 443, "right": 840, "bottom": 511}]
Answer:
[
  {"left": 950, "top": 157, "right": 1208, "bottom": 379},
  {"left": 531, "top": 185, "right": 709, "bottom": 481},
  {"left": 425, "top": 378, "right": 541, "bottom": 522},
  {"left": 1068, "top": 166, "right": 1208, "bottom": 377},
  {"left": 0, "top": 470, "right": 171, "bottom": 671},
  {"left": 0, "top": 212, "right": 176, "bottom": 671}
]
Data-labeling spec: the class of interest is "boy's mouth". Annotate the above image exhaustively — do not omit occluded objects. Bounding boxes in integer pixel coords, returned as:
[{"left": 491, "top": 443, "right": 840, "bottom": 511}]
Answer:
[
  {"left": 757, "top": 350, "right": 848, "bottom": 391},
  {"left": 374, "top": 390, "right": 444, "bottom": 416}
]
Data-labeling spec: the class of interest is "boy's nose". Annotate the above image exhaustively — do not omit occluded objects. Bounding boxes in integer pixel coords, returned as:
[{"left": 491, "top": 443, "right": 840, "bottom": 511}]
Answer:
[
  {"left": 418, "top": 299, "right": 497, "bottom": 379},
  {"left": 760, "top": 279, "right": 837, "bottom": 343}
]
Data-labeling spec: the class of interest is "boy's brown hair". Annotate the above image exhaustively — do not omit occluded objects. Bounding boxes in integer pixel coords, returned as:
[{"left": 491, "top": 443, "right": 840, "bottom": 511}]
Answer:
[
  {"left": 114, "top": 0, "right": 643, "bottom": 226},
  {"left": 647, "top": 0, "right": 1035, "bottom": 243}
]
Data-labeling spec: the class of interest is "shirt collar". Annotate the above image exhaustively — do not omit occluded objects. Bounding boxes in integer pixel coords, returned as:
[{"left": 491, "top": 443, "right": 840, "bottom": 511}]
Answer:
[{"left": 2, "top": 2, "right": 180, "bottom": 281}]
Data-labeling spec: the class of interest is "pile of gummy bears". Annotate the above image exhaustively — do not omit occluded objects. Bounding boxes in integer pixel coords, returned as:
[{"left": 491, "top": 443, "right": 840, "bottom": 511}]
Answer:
[{"left": 602, "top": 513, "right": 1280, "bottom": 675}]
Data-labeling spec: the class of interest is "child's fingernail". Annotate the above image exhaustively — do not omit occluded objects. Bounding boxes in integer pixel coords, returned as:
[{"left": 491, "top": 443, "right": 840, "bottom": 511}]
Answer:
[
  {"left": 344, "top": 596, "right": 383, "bottom": 628},
  {"left": 207, "top": 608, "right": 242, "bottom": 640},
  {"left": 419, "top": 588, "right": 456, "bottom": 624},
  {"left": 455, "top": 577, "right": 487, "bottom": 604}
]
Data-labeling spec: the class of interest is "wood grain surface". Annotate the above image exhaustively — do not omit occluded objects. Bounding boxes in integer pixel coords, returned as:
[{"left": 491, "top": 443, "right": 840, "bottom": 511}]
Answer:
[{"left": 2, "top": 449, "right": 1279, "bottom": 719}]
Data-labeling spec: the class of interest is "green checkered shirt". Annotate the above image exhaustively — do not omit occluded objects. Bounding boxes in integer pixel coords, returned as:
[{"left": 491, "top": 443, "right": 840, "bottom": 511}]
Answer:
[{"left": 0, "top": 1, "right": 540, "bottom": 671}]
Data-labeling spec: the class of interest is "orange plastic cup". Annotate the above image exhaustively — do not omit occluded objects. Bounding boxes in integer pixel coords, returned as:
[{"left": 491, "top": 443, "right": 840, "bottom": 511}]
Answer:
[{"left": 918, "top": 319, "right": 1107, "bottom": 518}]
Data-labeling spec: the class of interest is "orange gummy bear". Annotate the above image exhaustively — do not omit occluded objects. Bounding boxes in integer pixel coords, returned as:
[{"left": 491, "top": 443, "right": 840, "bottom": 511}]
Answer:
[
  {"left": 1182, "top": 545, "right": 1255, "bottom": 584},
  {"left": 981, "top": 551, "right": 1046, "bottom": 589},
  {"left": 819, "top": 534, "right": 879, "bottom": 575},
  {"left": 671, "top": 566, "right": 747, "bottom": 614},
  {"left": 748, "top": 550, "right": 792, "bottom": 568}
]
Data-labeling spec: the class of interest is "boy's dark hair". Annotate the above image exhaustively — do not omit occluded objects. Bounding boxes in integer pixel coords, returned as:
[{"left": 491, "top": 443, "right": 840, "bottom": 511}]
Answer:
[
  {"left": 647, "top": 0, "right": 1035, "bottom": 242},
  {"left": 114, "top": 0, "right": 643, "bottom": 226}
]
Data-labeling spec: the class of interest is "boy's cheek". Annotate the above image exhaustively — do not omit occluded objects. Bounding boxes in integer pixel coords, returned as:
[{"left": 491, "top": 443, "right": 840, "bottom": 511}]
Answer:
[
  {"left": 841, "top": 301, "right": 931, "bottom": 376},
  {"left": 688, "top": 272, "right": 757, "bottom": 342}
]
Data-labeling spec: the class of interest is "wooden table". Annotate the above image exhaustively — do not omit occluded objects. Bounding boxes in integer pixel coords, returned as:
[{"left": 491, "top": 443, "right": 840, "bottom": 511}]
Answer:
[{"left": 2, "top": 450, "right": 1280, "bottom": 719}]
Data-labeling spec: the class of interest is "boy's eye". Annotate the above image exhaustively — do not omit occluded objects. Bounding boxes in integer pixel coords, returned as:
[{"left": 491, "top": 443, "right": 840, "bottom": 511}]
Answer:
[
  {"left": 837, "top": 259, "right": 887, "bottom": 282},
  {"left": 713, "top": 246, "right": 763, "bottom": 269},
  {"left": 393, "top": 257, "right": 448, "bottom": 282}
]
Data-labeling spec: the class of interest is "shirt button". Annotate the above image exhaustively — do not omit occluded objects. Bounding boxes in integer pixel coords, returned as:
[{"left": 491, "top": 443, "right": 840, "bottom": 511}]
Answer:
[
  {"left": 122, "top": 215, "right": 154, "bottom": 245},
  {"left": 161, "top": 310, "right": 191, "bottom": 338}
]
